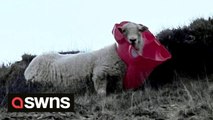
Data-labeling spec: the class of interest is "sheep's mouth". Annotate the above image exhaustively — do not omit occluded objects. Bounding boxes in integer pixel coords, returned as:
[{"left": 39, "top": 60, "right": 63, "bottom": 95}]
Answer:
[
  {"left": 130, "top": 42, "right": 136, "bottom": 48},
  {"left": 130, "top": 43, "right": 139, "bottom": 51},
  {"left": 130, "top": 42, "right": 135, "bottom": 46}
]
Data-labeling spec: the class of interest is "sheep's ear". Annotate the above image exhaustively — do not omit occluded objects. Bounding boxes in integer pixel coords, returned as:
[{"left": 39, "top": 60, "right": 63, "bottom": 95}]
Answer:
[
  {"left": 138, "top": 24, "right": 148, "bottom": 32},
  {"left": 118, "top": 27, "right": 125, "bottom": 33}
]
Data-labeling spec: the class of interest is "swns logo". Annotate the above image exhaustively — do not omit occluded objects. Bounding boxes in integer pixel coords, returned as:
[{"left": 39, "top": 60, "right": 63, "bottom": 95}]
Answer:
[{"left": 8, "top": 93, "right": 74, "bottom": 112}]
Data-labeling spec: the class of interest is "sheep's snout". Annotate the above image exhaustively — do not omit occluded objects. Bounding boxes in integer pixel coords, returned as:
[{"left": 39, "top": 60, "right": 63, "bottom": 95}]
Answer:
[
  {"left": 124, "top": 29, "right": 141, "bottom": 49},
  {"left": 120, "top": 22, "right": 148, "bottom": 52},
  {"left": 129, "top": 38, "right": 137, "bottom": 43},
  {"left": 129, "top": 36, "right": 138, "bottom": 46}
]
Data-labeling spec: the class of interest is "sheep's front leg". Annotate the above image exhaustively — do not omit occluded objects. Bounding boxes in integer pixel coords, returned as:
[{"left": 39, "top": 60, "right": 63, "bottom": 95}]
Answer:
[{"left": 92, "top": 67, "right": 108, "bottom": 96}]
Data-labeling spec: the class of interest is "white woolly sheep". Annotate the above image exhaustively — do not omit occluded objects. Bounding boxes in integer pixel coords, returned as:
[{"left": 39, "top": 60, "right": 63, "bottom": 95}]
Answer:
[{"left": 24, "top": 22, "right": 148, "bottom": 96}]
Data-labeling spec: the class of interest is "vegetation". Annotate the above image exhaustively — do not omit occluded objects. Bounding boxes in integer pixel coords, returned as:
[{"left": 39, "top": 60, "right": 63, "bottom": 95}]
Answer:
[{"left": 149, "top": 17, "right": 213, "bottom": 86}]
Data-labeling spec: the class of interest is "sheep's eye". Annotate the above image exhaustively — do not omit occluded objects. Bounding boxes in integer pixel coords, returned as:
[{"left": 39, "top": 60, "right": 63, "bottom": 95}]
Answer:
[{"left": 122, "top": 29, "right": 126, "bottom": 33}]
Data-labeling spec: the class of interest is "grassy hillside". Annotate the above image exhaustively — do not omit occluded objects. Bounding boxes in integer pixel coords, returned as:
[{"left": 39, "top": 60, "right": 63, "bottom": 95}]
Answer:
[{"left": 0, "top": 17, "right": 213, "bottom": 119}]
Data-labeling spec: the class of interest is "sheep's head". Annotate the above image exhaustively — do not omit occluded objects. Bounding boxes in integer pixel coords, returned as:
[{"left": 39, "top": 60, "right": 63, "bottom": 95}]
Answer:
[{"left": 118, "top": 22, "right": 148, "bottom": 55}]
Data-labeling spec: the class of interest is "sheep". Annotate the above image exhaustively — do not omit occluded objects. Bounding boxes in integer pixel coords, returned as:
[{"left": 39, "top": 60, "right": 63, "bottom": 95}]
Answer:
[{"left": 24, "top": 22, "right": 148, "bottom": 96}]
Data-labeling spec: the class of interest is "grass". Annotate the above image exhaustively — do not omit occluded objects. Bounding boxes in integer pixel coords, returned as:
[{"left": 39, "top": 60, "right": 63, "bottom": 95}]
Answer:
[
  {"left": 1, "top": 67, "right": 213, "bottom": 119},
  {"left": 71, "top": 78, "right": 213, "bottom": 119}
]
